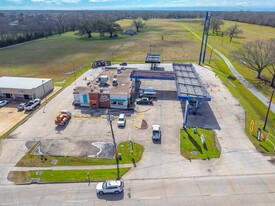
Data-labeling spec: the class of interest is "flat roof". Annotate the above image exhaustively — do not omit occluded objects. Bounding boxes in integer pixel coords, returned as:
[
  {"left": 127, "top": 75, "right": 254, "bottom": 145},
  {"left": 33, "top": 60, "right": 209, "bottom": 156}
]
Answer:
[
  {"left": 145, "top": 53, "right": 161, "bottom": 64},
  {"left": 88, "top": 68, "right": 135, "bottom": 95},
  {"left": 73, "top": 86, "right": 91, "bottom": 94},
  {"left": 173, "top": 63, "right": 211, "bottom": 101},
  {"left": 0, "top": 76, "right": 52, "bottom": 90}
]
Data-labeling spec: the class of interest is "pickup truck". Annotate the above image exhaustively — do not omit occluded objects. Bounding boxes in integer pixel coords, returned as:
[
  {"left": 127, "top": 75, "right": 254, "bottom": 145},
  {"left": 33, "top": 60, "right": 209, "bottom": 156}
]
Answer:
[
  {"left": 24, "top": 99, "right": 41, "bottom": 111},
  {"left": 136, "top": 97, "right": 153, "bottom": 105}
]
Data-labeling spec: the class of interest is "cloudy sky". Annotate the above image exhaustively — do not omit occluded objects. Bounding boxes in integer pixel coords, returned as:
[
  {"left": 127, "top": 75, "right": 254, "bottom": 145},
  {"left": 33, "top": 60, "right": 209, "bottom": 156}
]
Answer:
[{"left": 1, "top": 0, "right": 275, "bottom": 10}]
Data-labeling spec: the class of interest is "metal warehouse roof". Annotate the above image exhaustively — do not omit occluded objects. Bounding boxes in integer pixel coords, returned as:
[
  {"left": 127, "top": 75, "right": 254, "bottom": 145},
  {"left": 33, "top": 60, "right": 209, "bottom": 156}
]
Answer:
[
  {"left": 145, "top": 53, "right": 161, "bottom": 64},
  {"left": 0, "top": 76, "right": 52, "bottom": 90},
  {"left": 173, "top": 63, "right": 211, "bottom": 101}
]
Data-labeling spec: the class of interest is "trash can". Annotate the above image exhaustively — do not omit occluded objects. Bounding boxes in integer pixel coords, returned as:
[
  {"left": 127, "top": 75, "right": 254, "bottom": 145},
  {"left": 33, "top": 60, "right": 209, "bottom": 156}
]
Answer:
[{"left": 118, "top": 153, "right": 122, "bottom": 160}]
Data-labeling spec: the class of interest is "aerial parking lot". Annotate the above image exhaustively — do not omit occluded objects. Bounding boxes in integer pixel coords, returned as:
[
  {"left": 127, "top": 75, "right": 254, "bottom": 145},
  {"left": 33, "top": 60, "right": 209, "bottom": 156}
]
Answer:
[
  {"left": 5, "top": 64, "right": 183, "bottom": 158},
  {"left": 1, "top": 62, "right": 275, "bottom": 182}
]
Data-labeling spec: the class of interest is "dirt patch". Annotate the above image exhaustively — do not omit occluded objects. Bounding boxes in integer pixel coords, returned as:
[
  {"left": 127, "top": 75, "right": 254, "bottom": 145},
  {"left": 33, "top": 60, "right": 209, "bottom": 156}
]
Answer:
[
  {"left": 36, "top": 140, "right": 115, "bottom": 158},
  {"left": 7, "top": 171, "right": 31, "bottom": 184},
  {"left": 0, "top": 102, "right": 29, "bottom": 136}
]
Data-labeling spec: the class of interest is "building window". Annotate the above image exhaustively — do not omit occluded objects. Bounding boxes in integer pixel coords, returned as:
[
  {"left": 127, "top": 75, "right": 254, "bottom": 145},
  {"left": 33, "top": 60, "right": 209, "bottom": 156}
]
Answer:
[
  {"left": 118, "top": 102, "right": 124, "bottom": 105},
  {"left": 111, "top": 101, "right": 117, "bottom": 105}
]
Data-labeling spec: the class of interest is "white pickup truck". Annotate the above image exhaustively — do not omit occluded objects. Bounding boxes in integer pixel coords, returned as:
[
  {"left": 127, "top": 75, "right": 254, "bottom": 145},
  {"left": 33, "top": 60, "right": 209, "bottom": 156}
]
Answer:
[{"left": 24, "top": 98, "right": 41, "bottom": 111}]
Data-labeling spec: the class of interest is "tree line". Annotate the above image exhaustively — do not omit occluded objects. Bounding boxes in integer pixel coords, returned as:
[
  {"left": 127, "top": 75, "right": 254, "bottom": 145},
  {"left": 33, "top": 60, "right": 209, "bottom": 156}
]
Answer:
[{"left": 0, "top": 10, "right": 274, "bottom": 48}]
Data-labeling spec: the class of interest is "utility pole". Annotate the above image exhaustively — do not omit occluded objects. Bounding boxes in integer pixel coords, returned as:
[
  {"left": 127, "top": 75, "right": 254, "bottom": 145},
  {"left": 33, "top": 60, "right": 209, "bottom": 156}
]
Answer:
[
  {"left": 106, "top": 109, "right": 120, "bottom": 179},
  {"left": 263, "top": 87, "right": 275, "bottom": 131},
  {"left": 42, "top": 80, "right": 47, "bottom": 113}
]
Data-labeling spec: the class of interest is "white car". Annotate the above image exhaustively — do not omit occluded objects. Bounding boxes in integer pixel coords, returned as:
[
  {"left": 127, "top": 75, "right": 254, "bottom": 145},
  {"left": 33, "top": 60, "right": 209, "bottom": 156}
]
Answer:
[
  {"left": 152, "top": 125, "right": 161, "bottom": 141},
  {"left": 96, "top": 180, "right": 124, "bottom": 194},
  {"left": 0, "top": 100, "right": 9, "bottom": 108},
  {"left": 117, "top": 114, "right": 126, "bottom": 127},
  {"left": 24, "top": 98, "right": 41, "bottom": 111}
]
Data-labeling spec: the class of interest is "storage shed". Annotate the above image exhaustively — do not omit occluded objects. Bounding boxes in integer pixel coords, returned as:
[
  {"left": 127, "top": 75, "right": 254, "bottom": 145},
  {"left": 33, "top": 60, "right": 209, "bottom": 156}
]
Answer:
[{"left": 0, "top": 76, "right": 53, "bottom": 100}]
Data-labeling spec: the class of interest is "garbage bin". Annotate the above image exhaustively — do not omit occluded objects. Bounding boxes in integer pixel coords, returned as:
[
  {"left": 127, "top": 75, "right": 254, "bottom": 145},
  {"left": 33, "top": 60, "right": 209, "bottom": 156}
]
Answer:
[{"left": 118, "top": 153, "right": 122, "bottom": 160}]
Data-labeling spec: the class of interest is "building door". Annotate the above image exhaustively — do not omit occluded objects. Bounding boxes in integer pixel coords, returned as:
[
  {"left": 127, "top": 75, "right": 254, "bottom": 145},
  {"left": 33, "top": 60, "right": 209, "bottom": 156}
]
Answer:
[
  {"left": 24, "top": 95, "right": 30, "bottom": 99},
  {"left": 5, "top": 93, "right": 11, "bottom": 98},
  {"left": 83, "top": 94, "right": 88, "bottom": 104}
]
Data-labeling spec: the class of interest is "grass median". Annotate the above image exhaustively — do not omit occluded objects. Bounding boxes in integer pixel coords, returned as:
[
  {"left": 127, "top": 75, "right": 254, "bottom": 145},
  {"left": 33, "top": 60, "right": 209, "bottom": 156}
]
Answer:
[
  {"left": 16, "top": 141, "right": 144, "bottom": 167},
  {"left": 180, "top": 128, "right": 221, "bottom": 160},
  {"left": 8, "top": 168, "right": 131, "bottom": 184}
]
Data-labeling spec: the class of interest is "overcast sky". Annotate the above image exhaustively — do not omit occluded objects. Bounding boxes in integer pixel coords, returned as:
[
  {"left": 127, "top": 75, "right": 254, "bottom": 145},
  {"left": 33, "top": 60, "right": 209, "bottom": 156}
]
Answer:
[{"left": 1, "top": 0, "right": 275, "bottom": 10}]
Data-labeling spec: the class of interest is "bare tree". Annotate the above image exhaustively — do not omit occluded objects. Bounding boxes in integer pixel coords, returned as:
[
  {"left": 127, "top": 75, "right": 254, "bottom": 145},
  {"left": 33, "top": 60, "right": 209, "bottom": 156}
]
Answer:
[
  {"left": 231, "top": 39, "right": 274, "bottom": 79},
  {"left": 210, "top": 17, "right": 224, "bottom": 35},
  {"left": 266, "top": 39, "right": 275, "bottom": 86},
  {"left": 132, "top": 18, "right": 146, "bottom": 32},
  {"left": 225, "top": 24, "right": 243, "bottom": 42}
]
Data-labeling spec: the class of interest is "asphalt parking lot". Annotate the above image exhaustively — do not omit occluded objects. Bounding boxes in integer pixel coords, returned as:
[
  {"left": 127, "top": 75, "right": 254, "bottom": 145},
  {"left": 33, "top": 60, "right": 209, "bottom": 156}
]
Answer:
[{"left": 6, "top": 64, "right": 183, "bottom": 158}]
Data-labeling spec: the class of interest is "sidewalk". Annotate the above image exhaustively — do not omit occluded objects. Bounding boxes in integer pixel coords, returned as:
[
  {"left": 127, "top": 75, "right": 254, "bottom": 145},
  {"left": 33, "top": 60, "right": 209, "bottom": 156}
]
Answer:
[{"left": 11, "top": 164, "right": 133, "bottom": 172}]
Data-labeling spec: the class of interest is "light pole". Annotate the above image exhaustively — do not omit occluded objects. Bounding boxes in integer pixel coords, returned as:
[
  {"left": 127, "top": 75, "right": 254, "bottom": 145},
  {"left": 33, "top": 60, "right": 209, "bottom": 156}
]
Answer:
[
  {"left": 42, "top": 80, "right": 47, "bottom": 113},
  {"left": 87, "top": 172, "right": 90, "bottom": 186},
  {"left": 105, "top": 109, "right": 120, "bottom": 179},
  {"left": 263, "top": 87, "right": 275, "bottom": 131},
  {"left": 73, "top": 62, "right": 76, "bottom": 85}
]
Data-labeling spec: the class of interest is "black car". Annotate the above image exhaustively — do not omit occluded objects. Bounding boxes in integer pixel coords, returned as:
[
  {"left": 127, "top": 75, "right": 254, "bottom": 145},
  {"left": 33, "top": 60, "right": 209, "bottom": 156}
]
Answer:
[
  {"left": 136, "top": 97, "right": 153, "bottom": 105},
  {"left": 119, "top": 62, "right": 127, "bottom": 66}
]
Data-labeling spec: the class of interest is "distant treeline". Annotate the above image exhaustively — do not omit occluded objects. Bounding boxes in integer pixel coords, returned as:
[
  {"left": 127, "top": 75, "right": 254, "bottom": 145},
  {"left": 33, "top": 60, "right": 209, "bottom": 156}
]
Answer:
[{"left": 0, "top": 11, "right": 274, "bottom": 48}]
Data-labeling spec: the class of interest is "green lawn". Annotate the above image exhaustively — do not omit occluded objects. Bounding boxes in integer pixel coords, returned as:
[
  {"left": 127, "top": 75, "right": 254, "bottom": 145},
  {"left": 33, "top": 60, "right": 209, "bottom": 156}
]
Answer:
[
  {"left": 16, "top": 142, "right": 144, "bottom": 167},
  {"left": 0, "top": 19, "right": 202, "bottom": 82},
  {"left": 180, "top": 128, "right": 221, "bottom": 159},
  {"left": 8, "top": 168, "right": 130, "bottom": 184}
]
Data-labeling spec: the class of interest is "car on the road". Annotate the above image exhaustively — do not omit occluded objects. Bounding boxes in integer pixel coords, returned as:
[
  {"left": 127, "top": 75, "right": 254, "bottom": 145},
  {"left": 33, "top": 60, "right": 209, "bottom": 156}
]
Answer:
[
  {"left": 117, "top": 113, "right": 126, "bottom": 127},
  {"left": 136, "top": 97, "right": 153, "bottom": 105},
  {"left": 0, "top": 100, "right": 9, "bottom": 108},
  {"left": 96, "top": 180, "right": 124, "bottom": 194},
  {"left": 119, "top": 62, "right": 127, "bottom": 66},
  {"left": 17, "top": 102, "right": 28, "bottom": 111},
  {"left": 152, "top": 125, "right": 161, "bottom": 141},
  {"left": 24, "top": 98, "right": 41, "bottom": 111}
]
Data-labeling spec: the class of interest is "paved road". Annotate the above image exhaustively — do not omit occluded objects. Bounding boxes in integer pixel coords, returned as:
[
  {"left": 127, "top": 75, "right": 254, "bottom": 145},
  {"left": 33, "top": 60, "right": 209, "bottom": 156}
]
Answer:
[
  {"left": 181, "top": 24, "right": 275, "bottom": 113},
  {"left": 1, "top": 174, "right": 275, "bottom": 205}
]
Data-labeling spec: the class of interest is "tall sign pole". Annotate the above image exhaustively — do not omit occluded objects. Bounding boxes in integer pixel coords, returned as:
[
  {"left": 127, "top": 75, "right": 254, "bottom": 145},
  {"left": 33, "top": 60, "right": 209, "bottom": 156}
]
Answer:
[
  {"left": 202, "top": 12, "right": 211, "bottom": 63},
  {"left": 199, "top": 12, "right": 211, "bottom": 65}
]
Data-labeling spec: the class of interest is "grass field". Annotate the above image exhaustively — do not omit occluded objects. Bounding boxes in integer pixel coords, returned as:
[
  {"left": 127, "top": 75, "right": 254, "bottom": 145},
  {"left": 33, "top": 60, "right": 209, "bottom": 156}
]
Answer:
[
  {"left": 0, "top": 19, "right": 204, "bottom": 82},
  {"left": 16, "top": 141, "right": 144, "bottom": 167},
  {"left": 180, "top": 128, "right": 221, "bottom": 159}
]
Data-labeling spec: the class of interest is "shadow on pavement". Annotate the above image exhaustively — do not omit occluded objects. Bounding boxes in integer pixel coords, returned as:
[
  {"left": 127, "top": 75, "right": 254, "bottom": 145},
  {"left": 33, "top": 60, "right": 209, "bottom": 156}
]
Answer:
[
  {"left": 181, "top": 101, "right": 221, "bottom": 130},
  {"left": 97, "top": 191, "right": 124, "bottom": 201}
]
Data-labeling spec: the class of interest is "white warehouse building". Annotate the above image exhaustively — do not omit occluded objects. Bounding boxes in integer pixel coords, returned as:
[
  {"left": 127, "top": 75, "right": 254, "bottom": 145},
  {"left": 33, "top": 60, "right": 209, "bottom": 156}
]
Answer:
[{"left": 0, "top": 76, "right": 54, "bottom": 100}]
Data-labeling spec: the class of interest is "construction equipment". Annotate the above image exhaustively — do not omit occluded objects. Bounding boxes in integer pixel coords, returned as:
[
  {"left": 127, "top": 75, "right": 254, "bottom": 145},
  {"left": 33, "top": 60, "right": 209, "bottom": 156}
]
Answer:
[{"left": 55, "top": 110, "right": 71, "bottom": 125}]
